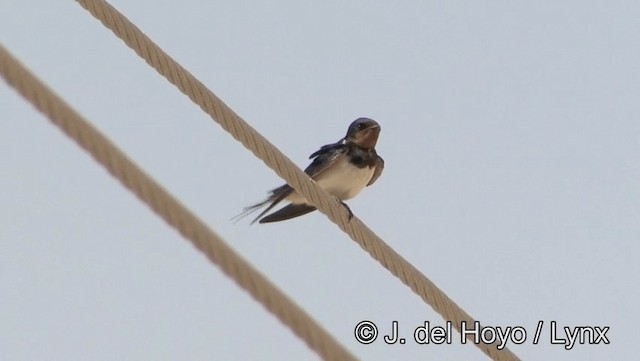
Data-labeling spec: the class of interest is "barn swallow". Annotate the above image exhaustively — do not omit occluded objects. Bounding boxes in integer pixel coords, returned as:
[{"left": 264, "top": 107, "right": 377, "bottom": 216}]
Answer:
[{"left": 236, "top": 117, "right": 384, "bottom": 224}]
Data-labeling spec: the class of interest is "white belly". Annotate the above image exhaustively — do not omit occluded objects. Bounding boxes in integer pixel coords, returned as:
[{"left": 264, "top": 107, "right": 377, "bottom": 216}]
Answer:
[{"left": 286, "top": 156, "right": 374, "bottom": 204}]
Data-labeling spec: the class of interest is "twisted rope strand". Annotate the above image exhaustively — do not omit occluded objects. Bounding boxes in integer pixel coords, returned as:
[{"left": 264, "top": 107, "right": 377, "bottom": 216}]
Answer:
[
  {"left": 0, "top": 44, "right": 358, "bottom": 361},
  {"left": 72, "top": 1, "right": 521, "bottom": 359}
]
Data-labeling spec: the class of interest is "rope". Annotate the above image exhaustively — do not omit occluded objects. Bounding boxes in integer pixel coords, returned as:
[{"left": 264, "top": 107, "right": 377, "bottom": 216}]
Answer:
[
  {"left": 0, "top": 44, "right": 358, "bottom": 361},
  {"left": 72, "top": 1, "right": 520, "bottom": 360}
]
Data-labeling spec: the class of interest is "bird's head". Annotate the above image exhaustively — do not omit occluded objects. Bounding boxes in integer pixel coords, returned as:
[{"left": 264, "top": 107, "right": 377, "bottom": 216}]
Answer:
[{"left": 345, "top": 117, "right": 381, "bottom": 149}]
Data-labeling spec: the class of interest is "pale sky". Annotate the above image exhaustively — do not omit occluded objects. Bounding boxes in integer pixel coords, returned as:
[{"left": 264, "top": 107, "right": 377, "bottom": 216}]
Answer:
[{"left": 2, "top": 1, "right": 639, "bottom": 360}]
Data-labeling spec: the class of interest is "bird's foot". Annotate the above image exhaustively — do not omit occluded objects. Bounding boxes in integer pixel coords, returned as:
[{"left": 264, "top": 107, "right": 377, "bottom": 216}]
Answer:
[{"left": 338, "top": 199, "right": 354, "bottom": 221}]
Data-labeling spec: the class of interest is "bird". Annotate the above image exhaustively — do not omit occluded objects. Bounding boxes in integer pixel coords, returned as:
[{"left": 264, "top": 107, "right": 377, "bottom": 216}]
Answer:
[{"left": 235, "top": 117, "right": 384, "bottom": 224}]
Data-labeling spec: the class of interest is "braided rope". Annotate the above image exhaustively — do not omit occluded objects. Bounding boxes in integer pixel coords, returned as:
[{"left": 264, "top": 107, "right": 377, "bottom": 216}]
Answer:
[
  {"left": 1, "top": 44, "right": 358, "bottom": 361},
  {"left": 12, "top": 1, "right": 523, "bottom": 358}
]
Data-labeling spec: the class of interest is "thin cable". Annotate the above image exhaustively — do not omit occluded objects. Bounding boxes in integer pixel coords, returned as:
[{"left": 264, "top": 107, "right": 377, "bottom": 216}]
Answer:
[
  {"left": 72, "top": 1, "right": 520, "bottom": 360},
  {"left": 0, "top": 44, "right": 358, "bottom": 361}
]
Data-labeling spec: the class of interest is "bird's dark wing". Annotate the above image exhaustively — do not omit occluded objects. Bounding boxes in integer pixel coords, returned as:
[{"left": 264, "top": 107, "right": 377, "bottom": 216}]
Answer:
[
  {"left": 258, "top": 204, "right": 317, "bottom": 223},
  {"left": 308, "top": 140, "right": 344, "bottom": 159},
  {"left": 367, "top": 155, "right": 384, "bottom": 186},
  {"left": 251, "top": 142, "right": 346, "bottom": 223},
  {"left": 304, "top": 141, "right": 348, "bottom": 178},
  {"left": 233, "top": 141, "right": 347, "bottom": 224}
]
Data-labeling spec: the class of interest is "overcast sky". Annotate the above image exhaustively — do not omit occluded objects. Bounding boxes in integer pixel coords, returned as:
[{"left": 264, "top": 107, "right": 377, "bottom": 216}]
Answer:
[{"left": 2, "top": 1, "right": 639, "bottom": 360}]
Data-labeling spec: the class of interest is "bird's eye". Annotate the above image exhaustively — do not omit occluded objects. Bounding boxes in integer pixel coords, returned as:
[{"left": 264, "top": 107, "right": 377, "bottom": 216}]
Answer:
[{"left": 357, "top": 123, "right": 366, "bottom": 130}]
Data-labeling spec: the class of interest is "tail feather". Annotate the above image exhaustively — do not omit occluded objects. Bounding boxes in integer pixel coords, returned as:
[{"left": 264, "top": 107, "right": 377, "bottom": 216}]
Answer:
[
  {"left": 259, "top": 204, "right": 317, "bottom": 223},
  {"left": 232, "top": 184, "right": 293, "bottom": 224}
]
